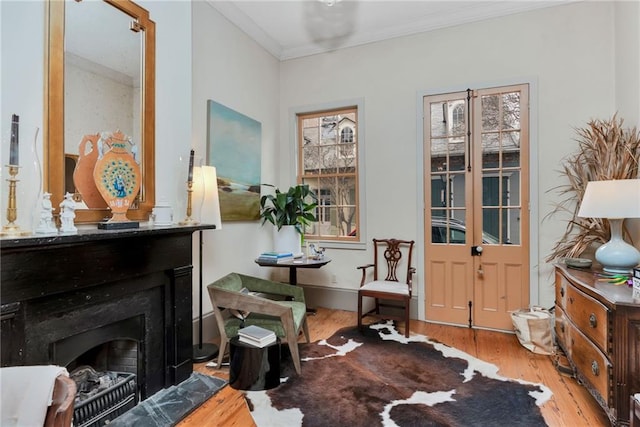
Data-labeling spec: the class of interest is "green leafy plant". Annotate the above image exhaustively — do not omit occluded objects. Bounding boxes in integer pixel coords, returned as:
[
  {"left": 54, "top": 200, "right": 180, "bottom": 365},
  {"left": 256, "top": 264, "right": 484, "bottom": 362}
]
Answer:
[
  {"left": 546, "top": 114, "right": 640, "bottom": 261},
  {"left": 259, "top": 184, "right": 318, "bottom": 234}
]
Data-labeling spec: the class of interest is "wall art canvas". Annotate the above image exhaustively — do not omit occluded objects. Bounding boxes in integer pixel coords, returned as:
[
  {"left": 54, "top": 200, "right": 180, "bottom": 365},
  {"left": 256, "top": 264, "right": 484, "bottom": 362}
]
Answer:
[{"left": 207, "top": 100, "right": 262, "bottom": 221}]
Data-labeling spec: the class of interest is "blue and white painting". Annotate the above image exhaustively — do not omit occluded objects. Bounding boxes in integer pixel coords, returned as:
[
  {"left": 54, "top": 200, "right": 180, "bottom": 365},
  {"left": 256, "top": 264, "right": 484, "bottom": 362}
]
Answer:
[{"left": 207, "top": 100, "right": 261, "bottom": 221}]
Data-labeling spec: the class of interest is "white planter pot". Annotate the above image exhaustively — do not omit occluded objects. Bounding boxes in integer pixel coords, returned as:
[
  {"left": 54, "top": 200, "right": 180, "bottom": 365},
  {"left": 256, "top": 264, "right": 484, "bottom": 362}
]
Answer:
[{"left": 273, "top": 225, "right": 302, "bottom": 257}]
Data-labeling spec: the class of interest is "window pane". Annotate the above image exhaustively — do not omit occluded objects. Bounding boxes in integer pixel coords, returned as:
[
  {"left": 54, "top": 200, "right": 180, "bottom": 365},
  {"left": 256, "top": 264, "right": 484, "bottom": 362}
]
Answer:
[
  {"left": 502, "top": 92, "right": 520, "bottom": 130},
  {"left": 338, "top": 143, "right": 356, "bottom": 172},
  {"left": 319, "top": 146, "right": 337, "bottom": 171},
  {"left": 502, "top": 208, "right": 521, "bottom": 245},
  {"left": 504, "top": 171, "right": 520, "bottom": 205},
  {"left": 450, "top": 173, "right": 465, "bottom": 207},
  {"left": 431, "top": 209, "right": 466, "bottom": 244},
  {"left": 482, "top": 133, "right": 499, "bottom": 169},
  {"left": 481, "top": 95, "right": 500, "bottom": 131},
  {"left": 430, "top": 102, "right": 447, "bottom": 138},
  {"left": 299, "top": 107, "right": 358, "bottom": 241},
  {"left": 430, "top": 137, "right": 449, "bottom": 159}
]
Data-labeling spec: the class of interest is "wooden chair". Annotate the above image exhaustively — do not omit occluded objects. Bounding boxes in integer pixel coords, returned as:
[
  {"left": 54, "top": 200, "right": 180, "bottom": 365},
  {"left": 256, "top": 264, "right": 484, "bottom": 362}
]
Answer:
[
  {"left": 357, "top": 238, "right": 416, "bottom": 338},
  {"left": 207, "top": 272, "right": 310, "bottom": 375},
  {"left": 44, "top": 374, "right": 76, "bottom": 427}
]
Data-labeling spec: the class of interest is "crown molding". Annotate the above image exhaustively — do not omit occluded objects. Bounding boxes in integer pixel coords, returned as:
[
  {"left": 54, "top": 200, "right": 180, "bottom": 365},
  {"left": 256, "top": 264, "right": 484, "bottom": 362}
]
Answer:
[
  {"left": 207, "top": 1, "right": 576, "bottom": 62},
  {"left": 206, "top": 0, "right": 283, "bottom": 60}
]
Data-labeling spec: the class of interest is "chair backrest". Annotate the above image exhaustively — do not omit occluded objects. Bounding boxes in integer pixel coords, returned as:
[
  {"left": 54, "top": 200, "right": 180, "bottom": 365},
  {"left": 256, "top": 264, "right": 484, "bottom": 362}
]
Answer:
[{"left": 372, "top": 238, "right": 415, "bottom": 283}]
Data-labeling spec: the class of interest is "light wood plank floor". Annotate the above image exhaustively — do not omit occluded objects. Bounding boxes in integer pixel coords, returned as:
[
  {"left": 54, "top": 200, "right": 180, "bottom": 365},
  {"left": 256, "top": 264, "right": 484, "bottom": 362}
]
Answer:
[{"left": 180, "top": 307, "right": 610, "bottom": 427}]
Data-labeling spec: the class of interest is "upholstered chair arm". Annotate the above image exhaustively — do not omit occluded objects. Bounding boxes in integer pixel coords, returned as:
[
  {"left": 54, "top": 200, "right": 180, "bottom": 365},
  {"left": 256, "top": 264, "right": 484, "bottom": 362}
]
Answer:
[
  {"left": 209, "top": 287, "right": 294, "bottom": 318},
  {"left": 237, "top": 273, "right": 306, "bottom": 303},
  {"left": 357, "top": 264, "right": 375, "bottom": 286}
]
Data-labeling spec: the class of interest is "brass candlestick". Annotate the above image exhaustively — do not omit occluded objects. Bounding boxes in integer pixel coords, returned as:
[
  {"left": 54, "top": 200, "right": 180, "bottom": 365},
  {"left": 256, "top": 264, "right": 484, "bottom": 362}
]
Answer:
[
  {"left": 1, "top": 165, "right": 29, "bottom": 236},
  {"left": 179, "top": 180, "right": 199, "bottom": 225}
]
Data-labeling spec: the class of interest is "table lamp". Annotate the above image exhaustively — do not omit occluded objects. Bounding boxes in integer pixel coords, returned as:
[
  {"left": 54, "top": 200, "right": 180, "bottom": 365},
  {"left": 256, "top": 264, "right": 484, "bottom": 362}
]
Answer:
[
  {"left": 577, "top": 179, "right": 640, "bottom": 274},
  {"left": 192, "top": 165, "right": 222, "bottom": 362}
]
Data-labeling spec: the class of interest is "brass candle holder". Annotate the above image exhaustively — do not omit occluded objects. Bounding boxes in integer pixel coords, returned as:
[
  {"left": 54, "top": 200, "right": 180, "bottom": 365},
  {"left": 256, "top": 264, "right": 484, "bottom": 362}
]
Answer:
[
  {"left": 179, "top": 180, "right": 199, "bottom": 225},
  {"left": 1, "top": 165, "right": 30, "bottom": 236}
]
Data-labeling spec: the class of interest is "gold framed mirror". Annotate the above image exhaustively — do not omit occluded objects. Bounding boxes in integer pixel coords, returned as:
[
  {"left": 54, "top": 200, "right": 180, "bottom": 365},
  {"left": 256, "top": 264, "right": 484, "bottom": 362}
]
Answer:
[{"left": 45, "top": 0, "right": 155, "bottom": 223}]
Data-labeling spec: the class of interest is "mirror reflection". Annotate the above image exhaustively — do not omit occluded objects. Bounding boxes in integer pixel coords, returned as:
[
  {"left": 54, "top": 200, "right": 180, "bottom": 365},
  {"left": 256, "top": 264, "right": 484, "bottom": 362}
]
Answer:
[
  {"left": 65, "top": 0, "right": 142, "bottom": 208},
  {"left": 47, "top": 0, "right": 155, "bottom": 223}
]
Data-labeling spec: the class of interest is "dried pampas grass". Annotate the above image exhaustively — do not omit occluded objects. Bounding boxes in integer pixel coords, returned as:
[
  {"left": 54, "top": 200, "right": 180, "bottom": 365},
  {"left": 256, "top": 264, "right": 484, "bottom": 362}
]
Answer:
[{"left": 545, "top": 114, "right": 640, "bottom": 262}]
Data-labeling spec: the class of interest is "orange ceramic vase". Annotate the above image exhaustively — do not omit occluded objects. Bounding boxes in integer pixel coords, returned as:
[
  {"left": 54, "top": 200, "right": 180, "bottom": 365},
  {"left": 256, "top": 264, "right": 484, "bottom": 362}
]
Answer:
[
  {"left": 93, "top": 132, "right": 141, "bottom": 223},
  {"left": 73, "top": 134, "right": 108, "bottom": 209}
]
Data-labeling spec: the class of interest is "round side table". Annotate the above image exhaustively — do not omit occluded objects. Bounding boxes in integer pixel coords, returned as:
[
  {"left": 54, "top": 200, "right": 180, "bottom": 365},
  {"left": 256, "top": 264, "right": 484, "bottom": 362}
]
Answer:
[{"left": 229, "top": 337, "right": 280, "bottom": 391}]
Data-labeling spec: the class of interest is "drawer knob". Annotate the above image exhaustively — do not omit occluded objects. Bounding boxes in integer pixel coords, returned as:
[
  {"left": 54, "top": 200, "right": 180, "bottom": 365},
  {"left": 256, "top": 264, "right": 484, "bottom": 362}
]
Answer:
[
  {"left": 589, "top": 313, "right": 597, "bottom": 328},
  {"left": 568, "top": 296, "right": 574, "bottom": 304},
  {"left": 560, "top": 287, "right": 565, "bottom": 297},
  {"left": 591, "top": 361, "right": 599, "bottom": 376}
]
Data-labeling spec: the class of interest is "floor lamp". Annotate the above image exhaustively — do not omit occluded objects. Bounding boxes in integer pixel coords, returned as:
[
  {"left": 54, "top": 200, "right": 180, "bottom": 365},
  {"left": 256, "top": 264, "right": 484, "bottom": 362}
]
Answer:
[{"left": 192, "top": 165, "right": 222, "bottom": 362}]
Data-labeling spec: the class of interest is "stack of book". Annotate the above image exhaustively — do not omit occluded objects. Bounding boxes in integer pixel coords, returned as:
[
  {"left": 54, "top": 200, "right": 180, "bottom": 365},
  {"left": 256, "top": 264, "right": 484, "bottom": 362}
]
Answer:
[
  {"left": 256, "top": 251, "right": 294, "bottom": 264},
  {"left": 237, "top": 325, "right": 277, "bottom": 347}
]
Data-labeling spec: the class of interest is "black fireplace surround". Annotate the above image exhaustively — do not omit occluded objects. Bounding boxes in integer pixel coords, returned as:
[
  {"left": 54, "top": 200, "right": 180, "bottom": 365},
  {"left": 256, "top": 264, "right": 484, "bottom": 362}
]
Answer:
[{"left": 0, "top": 225, "right": 213, "bottom": 401}]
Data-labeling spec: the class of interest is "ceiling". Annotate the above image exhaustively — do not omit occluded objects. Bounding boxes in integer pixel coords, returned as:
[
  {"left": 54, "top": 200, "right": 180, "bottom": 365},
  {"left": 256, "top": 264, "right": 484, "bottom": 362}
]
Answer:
[{"left": 208, "top": 0, "right": 574, "bottom": 61}]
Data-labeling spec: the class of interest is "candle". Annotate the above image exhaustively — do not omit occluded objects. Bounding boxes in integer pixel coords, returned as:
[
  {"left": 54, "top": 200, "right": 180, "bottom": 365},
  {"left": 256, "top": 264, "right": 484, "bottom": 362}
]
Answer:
[
  {"left": 188, "top": 149, "right": 194, "bottom": 182},
  {"left": 9, "top": 114, "right": 19, "bottom": 166}
]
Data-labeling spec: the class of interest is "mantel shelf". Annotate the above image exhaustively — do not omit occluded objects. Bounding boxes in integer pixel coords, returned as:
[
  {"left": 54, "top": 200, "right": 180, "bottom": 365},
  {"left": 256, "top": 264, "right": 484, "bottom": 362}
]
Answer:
[{"left": 0, "top": 223, "right": 216, "bottom": 249}]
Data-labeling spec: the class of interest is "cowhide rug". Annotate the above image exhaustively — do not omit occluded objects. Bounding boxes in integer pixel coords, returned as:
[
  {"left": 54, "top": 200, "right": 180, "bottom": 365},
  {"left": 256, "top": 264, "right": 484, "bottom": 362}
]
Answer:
[{"left": 245, "top": 321, "right": 552, "bottom": 427}]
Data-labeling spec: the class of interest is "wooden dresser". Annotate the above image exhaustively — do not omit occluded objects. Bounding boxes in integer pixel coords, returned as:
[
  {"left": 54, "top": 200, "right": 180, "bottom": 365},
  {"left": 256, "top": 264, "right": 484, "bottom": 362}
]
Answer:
[{"left": 554, "top": 264, "right": 640, "bottom": 426}]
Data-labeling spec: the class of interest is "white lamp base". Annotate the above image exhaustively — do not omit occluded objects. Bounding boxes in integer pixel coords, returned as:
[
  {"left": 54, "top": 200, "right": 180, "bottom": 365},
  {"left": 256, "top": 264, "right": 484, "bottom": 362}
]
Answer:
[{"left": 596, "top": 218, "right": 640, "bottom": 274}]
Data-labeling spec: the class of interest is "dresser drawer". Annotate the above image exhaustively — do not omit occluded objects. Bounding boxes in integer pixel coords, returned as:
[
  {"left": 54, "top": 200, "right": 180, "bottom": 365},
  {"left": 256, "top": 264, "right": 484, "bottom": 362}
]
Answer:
[
  {"left": 554, "top": 305, "right": 569, "bottom": 350},
  {"left": 568, "top": 322, "right": 611, "bottom": 406},
  {"left": 565, "top": 283, "right": 609, "bottom": 353}
]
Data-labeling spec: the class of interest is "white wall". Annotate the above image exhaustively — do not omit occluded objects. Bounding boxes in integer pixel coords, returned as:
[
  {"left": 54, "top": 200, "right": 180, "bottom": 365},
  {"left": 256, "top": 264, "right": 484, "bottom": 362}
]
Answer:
[
  {"left": 191, "top": 1, "right": 281, "bottom": 338},
  {"left": 279, "top": 1, "right": 619, "bottom": 311},
  {"left": 0, "top": 1, "right": 46, "bottom": 229},
  {"left": 614, "top": 0, "right": 640, "bottom": 242}
]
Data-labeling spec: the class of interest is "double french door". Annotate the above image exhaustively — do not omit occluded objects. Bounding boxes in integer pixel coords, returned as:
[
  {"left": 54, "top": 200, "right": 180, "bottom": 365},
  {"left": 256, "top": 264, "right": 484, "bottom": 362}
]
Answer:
[{"left": 423, "top": 84, "right": 530, "bottom": 331}]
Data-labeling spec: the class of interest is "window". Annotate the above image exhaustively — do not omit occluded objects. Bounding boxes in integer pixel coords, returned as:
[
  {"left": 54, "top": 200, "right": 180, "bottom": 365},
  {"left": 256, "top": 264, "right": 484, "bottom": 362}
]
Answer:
[
  {"left": 341, "top": 127, "right": 353, "bottom": 143},
  {"left": 452, "top": 104, "right": 465, "bottom": 134},
  {"left": 298, "top": 107, "right": 359, "bottom": 240}
]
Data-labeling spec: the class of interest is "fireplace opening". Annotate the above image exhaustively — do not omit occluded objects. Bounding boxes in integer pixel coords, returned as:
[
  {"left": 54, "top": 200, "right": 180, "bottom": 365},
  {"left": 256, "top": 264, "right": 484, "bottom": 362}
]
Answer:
[{"left": 51, "top": 316, "right": 144, "bottom": 427}]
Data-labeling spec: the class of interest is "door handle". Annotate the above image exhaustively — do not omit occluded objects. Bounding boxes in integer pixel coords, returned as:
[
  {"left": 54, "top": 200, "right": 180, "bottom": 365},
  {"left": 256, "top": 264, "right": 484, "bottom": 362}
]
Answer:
[{"left": 471, "top": 246, "right": 483, "bottom": 256}]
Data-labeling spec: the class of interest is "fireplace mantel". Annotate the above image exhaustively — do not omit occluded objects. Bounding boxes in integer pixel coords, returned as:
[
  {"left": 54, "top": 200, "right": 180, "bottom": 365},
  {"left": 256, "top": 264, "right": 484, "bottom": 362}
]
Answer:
[{"left": 0, "top": 224, "right": 214, "bottom": 399}]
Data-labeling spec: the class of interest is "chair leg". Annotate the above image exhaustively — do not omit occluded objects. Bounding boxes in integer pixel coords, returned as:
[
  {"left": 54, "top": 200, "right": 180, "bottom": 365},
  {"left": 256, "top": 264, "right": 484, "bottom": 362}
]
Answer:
[
  {"left": 287, "top": 339, "right": 302, "bottom": 375},
  {"left": 404, "top": 299, "right": 410, "bottom": 338},
  {"left": 357, "top": 292, "right": 363, "bottom": 332},
  {"left": 281, "top": 313, "right": 302, "bottom": 374},
  {"left": 216, "top": 338, "right": 227, "bottom": 369},
  {"left": 302, "top": 316, "right": 310, "bottom": 343}
]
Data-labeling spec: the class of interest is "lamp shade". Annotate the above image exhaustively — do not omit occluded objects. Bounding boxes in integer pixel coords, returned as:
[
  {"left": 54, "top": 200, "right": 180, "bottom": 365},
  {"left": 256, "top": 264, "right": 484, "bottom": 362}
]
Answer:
[
  {"left": 199, "top": 165, "right": 221, "bottom": 230},
  {"left": 577, "top": 179, "right": 640, "bottom": 219}
]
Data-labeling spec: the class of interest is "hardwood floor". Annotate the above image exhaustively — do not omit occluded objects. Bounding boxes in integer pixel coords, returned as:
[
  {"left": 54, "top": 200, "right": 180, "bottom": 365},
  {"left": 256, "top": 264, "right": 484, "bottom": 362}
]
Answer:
[{"left": 180, "top": 307, "right": 610, "bottom": 427}]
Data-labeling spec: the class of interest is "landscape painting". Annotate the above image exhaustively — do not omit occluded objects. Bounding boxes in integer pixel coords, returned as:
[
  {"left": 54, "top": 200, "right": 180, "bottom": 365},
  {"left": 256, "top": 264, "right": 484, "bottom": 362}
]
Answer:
[{"left": 207, "top": 100, "right": 261, "bottom": 221}]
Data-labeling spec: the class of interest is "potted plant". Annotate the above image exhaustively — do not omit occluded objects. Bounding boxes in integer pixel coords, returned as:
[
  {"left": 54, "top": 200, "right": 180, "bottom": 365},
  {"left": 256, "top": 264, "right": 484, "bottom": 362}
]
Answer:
[{"left": 260, "top": 184, "right": 318, "bottom": 256}]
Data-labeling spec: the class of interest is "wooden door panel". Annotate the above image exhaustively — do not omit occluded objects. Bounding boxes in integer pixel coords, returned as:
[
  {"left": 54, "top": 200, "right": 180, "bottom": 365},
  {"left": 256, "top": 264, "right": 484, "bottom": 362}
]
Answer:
[
  {"left": 424, "top": 84, "right": 529, "bottom": 331},
  {"left": 426, "top": 248, "right": 473, "bottom": 325}
]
